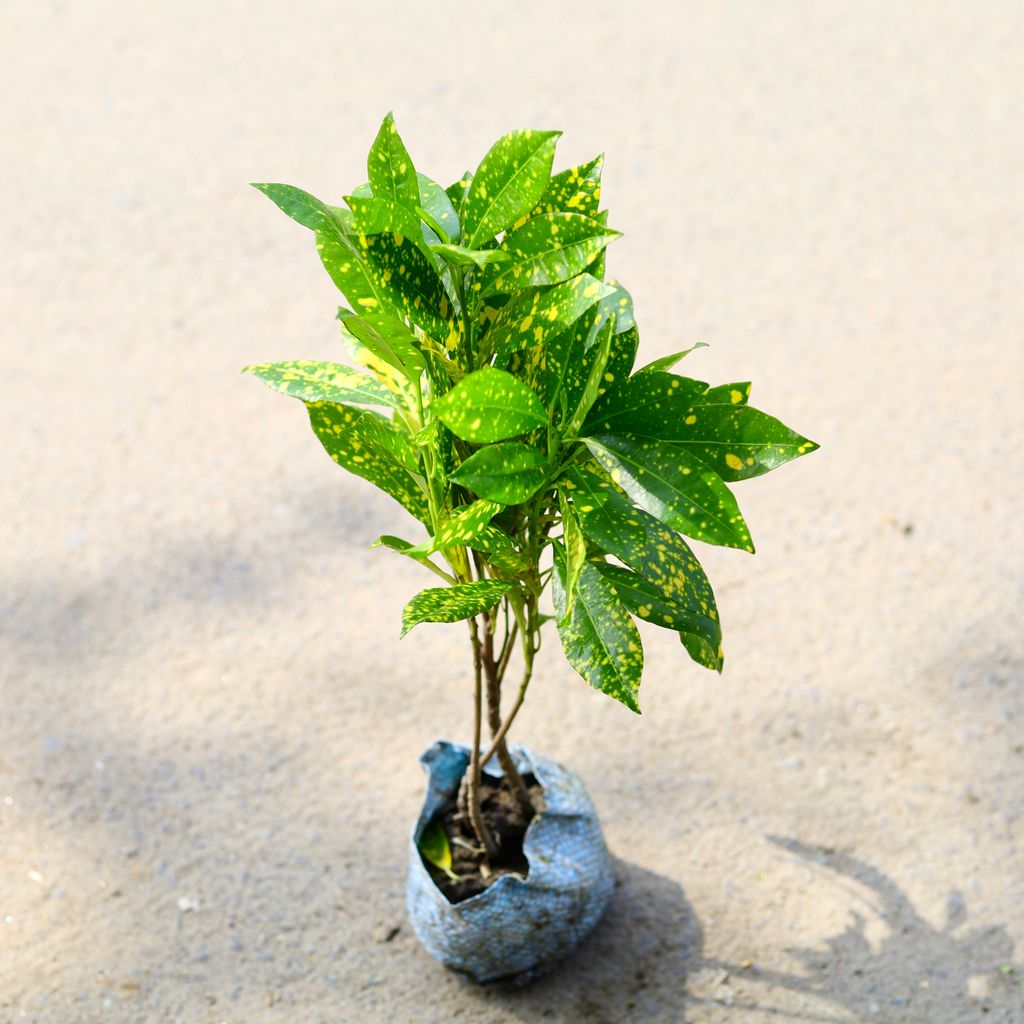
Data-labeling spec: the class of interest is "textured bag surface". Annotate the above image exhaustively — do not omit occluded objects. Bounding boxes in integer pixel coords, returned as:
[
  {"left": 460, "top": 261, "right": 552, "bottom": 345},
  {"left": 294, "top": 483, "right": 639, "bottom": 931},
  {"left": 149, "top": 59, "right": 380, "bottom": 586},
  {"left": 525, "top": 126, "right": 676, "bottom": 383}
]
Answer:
[{"left": 407, "top": 741, "right": 615, "bottom": 983}]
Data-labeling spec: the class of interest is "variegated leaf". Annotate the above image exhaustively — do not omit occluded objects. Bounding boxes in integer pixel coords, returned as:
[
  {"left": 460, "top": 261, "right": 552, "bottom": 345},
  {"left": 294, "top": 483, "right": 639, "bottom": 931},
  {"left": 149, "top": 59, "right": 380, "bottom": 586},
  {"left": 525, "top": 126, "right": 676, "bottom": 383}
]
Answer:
[
  {"left": 462, "top": 129, "right": 561, "bottom": 248},
  {"left": 367, "top": 112, "right": 420, "bottom": 208},
  {"left": 400, "top": 579, "right": 513, "bottom": 636},
  {"left": 552, "top": 542, "right": 643, "bottom": 713},
  {"left": 316, "top": 226, "right": 395, "bottom": 314},
  {"left": 350, "top": 230, "right": 458, "bottom": 347},
  {"left": 417, "top": 173, "right": 460, "bottom": 242},
  {"left": 701, "top": 381, "right": 751, "bottom": 405},
  {"left": 449, "top": 442, "right": 547, "bottom": 504},
  {"left": 584, "top": 433, "right": 754, "bottom": 551},
  {"left": 486, "top": 273, "right": 614, "bottom": 368},
  {"left": 583, "top": 371, "right": 709, "bottom": 436},
  {"left": 307, "top": 402, "right": 429, "bottom": 524},
  {"left": 523, "top": 154, "right": 604, "bottom": 222},
  {"left": 409, "top": 499, "right": 504, "bottom": 555},
  {"left": 593, "top": 563, "right": 722, "bottom": 672},
  {"left": 636, "top": 343, "right": 709, "bottom": 375},
  {"left": 431, "top": 367, "right": 546, "bottom": 442},
  {"left": 561, "top": 465, "right": 720, "bottom": 633},
  {"left": 488, "top": 213, "right": 620, "bottom": 293},
  {"left": 243, "top": 360, "right": 397, "bottom": 408}
]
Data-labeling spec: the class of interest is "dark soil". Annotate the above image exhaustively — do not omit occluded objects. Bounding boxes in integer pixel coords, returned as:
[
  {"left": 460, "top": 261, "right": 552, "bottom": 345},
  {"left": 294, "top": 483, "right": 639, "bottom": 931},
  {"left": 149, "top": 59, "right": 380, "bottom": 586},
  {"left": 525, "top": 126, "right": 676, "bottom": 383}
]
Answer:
[{"left": 422, "top": 772, "right": 546, "bottom": 903}]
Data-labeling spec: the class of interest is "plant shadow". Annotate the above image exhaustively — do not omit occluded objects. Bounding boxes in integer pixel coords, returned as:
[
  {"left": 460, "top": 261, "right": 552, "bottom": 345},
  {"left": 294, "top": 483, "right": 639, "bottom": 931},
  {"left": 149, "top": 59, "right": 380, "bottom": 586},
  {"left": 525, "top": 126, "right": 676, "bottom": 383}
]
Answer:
[
  {"left": 464, "top": 857, "right": 703, "bottom": 1023},
  {"left": 697, "top": 837, "right": 1023, "bottom": 1023},
  {"left": 457, "top": 840, "right": 1022, "bottom": 1024}
]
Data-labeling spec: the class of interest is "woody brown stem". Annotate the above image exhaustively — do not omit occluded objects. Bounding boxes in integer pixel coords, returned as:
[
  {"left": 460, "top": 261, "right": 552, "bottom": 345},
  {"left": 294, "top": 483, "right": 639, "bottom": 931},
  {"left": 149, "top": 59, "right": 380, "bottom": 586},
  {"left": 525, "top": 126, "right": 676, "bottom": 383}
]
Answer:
[{"left": 482, "top": 611, "right": 532, "bottom": 814}]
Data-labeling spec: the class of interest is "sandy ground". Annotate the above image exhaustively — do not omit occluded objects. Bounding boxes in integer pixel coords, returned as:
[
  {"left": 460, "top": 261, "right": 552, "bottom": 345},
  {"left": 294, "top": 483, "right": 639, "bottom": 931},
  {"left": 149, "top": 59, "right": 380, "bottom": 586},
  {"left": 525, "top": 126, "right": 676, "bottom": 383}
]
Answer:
[{"left": 2, "top": 2, "right": 1023, "bottom": 1021}]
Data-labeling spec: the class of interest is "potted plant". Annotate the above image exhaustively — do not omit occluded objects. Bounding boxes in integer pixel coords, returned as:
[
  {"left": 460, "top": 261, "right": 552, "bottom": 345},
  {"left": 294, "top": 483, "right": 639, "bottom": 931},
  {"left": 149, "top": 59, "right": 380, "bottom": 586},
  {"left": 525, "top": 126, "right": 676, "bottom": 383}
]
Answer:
[{"left": 246, "top": 114, "right": 817, "bottom": 983}]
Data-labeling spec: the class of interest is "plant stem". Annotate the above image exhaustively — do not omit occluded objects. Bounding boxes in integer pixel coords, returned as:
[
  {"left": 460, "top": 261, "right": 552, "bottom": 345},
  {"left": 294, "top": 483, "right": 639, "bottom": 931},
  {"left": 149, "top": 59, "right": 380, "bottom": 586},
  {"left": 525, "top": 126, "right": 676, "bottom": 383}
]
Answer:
[
  {"left": 480, "top": 634, "right": 535, "bottom": 770},
  {"left": 481, "top": 611, "right": 532, "bottom": 814},
  {"left": 464, "top": 617, "right": 496, "bottom": 860}
]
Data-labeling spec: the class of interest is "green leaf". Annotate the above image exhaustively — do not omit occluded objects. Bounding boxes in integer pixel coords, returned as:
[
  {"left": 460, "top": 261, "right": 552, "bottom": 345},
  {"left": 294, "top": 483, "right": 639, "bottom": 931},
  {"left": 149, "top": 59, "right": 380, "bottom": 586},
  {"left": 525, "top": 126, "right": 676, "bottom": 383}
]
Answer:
[
  {"left": 558, "top": 490, "right": 586, "bottom": 622},
  {"left": 593, "top": 563, "right": 722, "bottom": 672},
  {"left": 409, "top": 499, "right": 504, "bottom": 555},
  {"left": 637, "top": 343, "right": 709, "bottom": 375},
  {"left": 583, "top": 434, "right": 754, "bottom": 551},
  {"left": 524, "top": 154, "right": 604, "bottom": 221},
  {"left": 613, "top": 389, "right": 818, "bottom": 483},
  {"left": 445, "top": 170, "right": 473, "bottom": 209},
  {"left": 243, "top": 360, "right": 397, "bottom": 408},
  {"left": 564, "top": 316, "right": 615, "bottom": 438},
  {"left": 315, "top": 226, "right": 393, "bottom": 313},
  {"left": 307, "top": 402, "right": 429, "bottom": 524},
  {"left": 701, "top": 381, "right": 751, "bottom": 406},
  {"left": 488, "top": 213, "right": 620, "bottom": 293},
  {"left": 367, "top": 112, "right": 420, "bottom": 209},
  {"left": 337, "top": 308, "right": 426, "bottom": 380},
  {"left": 462, "top": 129, "right": 561, "bottom": 248},
  {"left": 449, "top": 442, "right": 547, "bottom": 504},
  {"left": 418, "top": 820, "right": 457, "bottom": 879},
  {"left": 562, "top": 465, "right": 721, "bottom": 652},
  {"left": 252, "top": 182, "right": 351, "bottom": 235},
  {"left": 486, "top": 273, "right": 615, "bottom": 368},
  {"left": 401, "top": 579, "right": 513, "bottom": 636},
  {"left": 602, "top": 325, "right": 639, "bottom": 398},
  {"left": 583, "top": 371, "right": 708, "bottom": 436},
  {"left": 349, "top": 230, "right": 458, "bottom": 347},
  {"left": 345, "top": 194, "right": 427, "bottom": 254},
  {"left": 429, "top": 243, "right": 514, "bottom": 270},
  {"left": 552, "top": 543, "right": 643, "bottom": 713},
  {"left": 417, "top": 173, "right": 460, "bottom": 241},
  {"left": 431, "top": 366, "right": 546, "bottom": 442},
  {"left": 471, "top": 525, "right": 531, "bottom": 575}
]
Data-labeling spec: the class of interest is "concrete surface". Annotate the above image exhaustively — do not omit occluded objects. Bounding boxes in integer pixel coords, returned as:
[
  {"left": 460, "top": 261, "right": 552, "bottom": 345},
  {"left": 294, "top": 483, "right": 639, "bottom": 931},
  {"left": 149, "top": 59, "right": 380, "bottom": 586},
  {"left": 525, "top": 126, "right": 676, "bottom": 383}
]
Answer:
[{"left": 2, "top": 2, "right": 1022, "bottom": 1021}]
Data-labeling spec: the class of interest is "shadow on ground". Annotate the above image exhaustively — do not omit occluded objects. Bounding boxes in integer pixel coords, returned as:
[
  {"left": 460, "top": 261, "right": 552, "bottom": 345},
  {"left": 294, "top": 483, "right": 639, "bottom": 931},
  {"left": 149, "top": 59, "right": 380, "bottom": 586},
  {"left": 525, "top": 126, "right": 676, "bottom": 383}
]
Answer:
[
  {"left": 462, "top": 858, "right": 704, "bottom": 1023},
  {"left": 457, "top": 841, "right": 1022, "bottom": 1023}
]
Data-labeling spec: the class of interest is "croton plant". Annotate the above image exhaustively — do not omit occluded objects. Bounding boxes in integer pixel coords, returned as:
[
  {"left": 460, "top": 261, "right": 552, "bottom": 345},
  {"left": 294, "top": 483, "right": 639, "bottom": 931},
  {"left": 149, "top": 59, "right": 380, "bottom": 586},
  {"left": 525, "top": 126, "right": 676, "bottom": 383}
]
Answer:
[{"left": 247, "top": 114, "right": 817, "bottom": 857}]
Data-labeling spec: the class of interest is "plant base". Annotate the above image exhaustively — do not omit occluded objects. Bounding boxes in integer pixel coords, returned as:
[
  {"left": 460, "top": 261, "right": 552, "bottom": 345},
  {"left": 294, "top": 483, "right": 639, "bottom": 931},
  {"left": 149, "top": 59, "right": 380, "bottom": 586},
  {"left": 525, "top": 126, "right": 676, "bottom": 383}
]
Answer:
[{"left": 407, "top": 741, "right": 614, "bottom": 984}]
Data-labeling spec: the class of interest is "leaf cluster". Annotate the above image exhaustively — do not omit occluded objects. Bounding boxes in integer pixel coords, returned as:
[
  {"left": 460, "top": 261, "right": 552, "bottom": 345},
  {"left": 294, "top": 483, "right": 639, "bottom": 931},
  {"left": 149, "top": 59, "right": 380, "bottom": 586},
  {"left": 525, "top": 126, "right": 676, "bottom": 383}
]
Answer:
[{"left": 246, "top": 114, "right": 818, "bottom": 712}]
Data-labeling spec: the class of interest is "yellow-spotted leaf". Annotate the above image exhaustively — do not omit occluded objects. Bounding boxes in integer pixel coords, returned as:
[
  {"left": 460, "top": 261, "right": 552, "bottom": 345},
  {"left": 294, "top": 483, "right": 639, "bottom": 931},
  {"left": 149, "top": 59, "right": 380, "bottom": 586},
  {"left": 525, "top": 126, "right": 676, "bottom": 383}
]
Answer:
[
  {"left": 471, "top": 525, "right": 531, "bottom": 576},
  {"left": 351, "top": 230, "right": 458, "bottom": 347},
  {"left": 337, "top": 309, "right": 425, "bottom": 380},
  {"left": 552, "top": 542, "right": 643, "bottom": 713},
  {"left": 583, "top": 433, "right": 754, "bottom": 551},
  {"left": 593, "top": 563, "right": 722, "bottom": 672},
  {"left": 367, "top": 112, "right": 420, "bottom": 209},
  {"left": 636, "top": 343, "right": 709, "bottom": 375},
  {"left": 429, "top": 243, "right": 514, "bottom": 270},
  {"left": 345, "top": 194, "right": 429, "bottom": 258},
  {"left": 316, "top": 226, "right": 395, "bottom": 314},
  {"left": 558, "top": 490, "right": 586, "bottom": 622},
  {"left": 606, "top": 384, "right": 818, "bottom": 483},
  {"left": 307, "top": 402, "right": 429, "bottom": 525},
  {"left": 449, "top": 443, "right": 547, "bottom": 504},
  {"left": 701, "top": 382, "right": 751, "bottom": 406},
  {"left": 488, "top": 213, "right": 620, "bottom": 293},
  {"left": 400, "top": 579, "right": 513, "bottom": 636},
  {"left": 561, "top": 465, "right": 721, "bottom": 655},
  {"left": 408, "top": 499, "right": 504, "bottom": 556},
  {"left": 485, "top": 274, "right": 614, "bottom": 368},
  {"left": 524, "top": 154, "right": 604, "bottom": 221},
  {"left": 252, "top": 182, "right": 344, "bottom": 233},
  {"left": 243, "top": 360, "right": 398, "bottom": 408},
  {"left": 445, "top": 170, "right": 473, "bottom": 209},
  {"left": 462, "top": 129, "right": 561, "bottom": 248},
  {"left": 431, "top": 366, "right": 546, "bottom": 442},
  {"left": 564, "top": 317, "right": 615, "bottom": 438},
  {"left": 417, "top": 173, "right": 460, "bottom": 243},
  {"left": 583, "top": 371, "right": 709, "bottom": 436}
]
